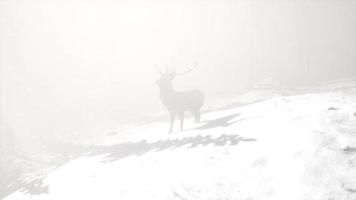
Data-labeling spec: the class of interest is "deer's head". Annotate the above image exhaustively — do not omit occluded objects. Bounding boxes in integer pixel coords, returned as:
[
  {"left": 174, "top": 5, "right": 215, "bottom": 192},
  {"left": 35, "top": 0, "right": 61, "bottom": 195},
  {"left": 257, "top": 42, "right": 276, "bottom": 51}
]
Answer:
[{"left": 155, "top": 63, "right": 198, "bottom": 89}]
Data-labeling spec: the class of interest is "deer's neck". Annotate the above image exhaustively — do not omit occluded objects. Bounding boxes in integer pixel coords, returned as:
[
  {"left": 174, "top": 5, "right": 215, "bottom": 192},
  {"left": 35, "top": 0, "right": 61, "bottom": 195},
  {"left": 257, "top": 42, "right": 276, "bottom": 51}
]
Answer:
[
  {"left": 159, "top": 84, "right": 175, "bottom": 95},
  {"left": 158, "top": 84, "right": 177, "bottom": 106}
]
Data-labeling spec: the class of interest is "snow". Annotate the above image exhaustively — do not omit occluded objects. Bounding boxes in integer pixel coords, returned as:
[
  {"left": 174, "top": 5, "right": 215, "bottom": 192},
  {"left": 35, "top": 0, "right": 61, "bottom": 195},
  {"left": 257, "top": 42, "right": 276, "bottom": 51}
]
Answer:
[{"left": 3, "top": 79, "right": 356, "bottom": 200}]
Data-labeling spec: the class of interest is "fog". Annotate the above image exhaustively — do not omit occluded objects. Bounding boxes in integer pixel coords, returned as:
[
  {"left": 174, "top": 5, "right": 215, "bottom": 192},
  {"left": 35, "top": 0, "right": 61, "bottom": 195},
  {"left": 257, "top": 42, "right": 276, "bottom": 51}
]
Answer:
[{"left": 1, "top": 0, "right": 356, "bottom": 151}]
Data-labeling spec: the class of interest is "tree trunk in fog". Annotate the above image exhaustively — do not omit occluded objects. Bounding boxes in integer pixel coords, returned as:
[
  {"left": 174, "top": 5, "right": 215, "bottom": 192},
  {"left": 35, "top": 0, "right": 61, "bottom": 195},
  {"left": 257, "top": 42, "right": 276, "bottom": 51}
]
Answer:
[
  {"left": 248, "top": 0, "right": 256, "bottom": 89},
  {"left": 0, "top": 123, "right": 16, "bottom": 158}
]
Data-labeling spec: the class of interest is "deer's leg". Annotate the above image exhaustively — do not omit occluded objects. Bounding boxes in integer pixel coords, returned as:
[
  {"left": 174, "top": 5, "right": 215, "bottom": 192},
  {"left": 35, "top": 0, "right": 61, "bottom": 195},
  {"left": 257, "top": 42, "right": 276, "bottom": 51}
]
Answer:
[
  {"left": 169, "top": 112, "right": 175, "bottom": 134},
  {"left": 179, "top": 112, "right": 184, "bottom": 131},
  {"left": 193, "top": 110, "right": 201, "bottom": 123},
  {"left": 196, "top": 112, "right": 201, "bottom": 123}
]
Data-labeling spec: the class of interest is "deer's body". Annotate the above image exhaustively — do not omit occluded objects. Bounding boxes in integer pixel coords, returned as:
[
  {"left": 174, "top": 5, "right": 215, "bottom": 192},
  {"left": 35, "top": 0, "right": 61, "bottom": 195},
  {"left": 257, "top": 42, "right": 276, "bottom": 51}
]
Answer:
[
  {"left": 156, "top": 64, "right": 204, "bottom": 133},
  {"left": 160, "top": 89, "right": 204, "bottom": 114}
]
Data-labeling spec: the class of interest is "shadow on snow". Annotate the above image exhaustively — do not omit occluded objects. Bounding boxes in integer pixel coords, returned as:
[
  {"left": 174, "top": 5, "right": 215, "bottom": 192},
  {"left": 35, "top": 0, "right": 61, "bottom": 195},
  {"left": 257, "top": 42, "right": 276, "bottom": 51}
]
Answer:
[{"left": 89, "top": 133, "right": 256, "bottom": 162}]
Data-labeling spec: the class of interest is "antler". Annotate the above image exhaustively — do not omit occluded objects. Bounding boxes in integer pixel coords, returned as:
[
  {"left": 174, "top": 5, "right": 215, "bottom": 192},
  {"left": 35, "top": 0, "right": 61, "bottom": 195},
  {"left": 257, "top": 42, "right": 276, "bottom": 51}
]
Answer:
[
  {"left": 166, "top": 64, "right": 176, "bottom": 74},
  {"left": 174, "top": 62, "right": 198, "bottom": 76},
  {"left": 155, "top": 66, "right": 163, "bottom": 75},
  {"left": 156, "top": 62, "right": 198, "bottom": 75}
]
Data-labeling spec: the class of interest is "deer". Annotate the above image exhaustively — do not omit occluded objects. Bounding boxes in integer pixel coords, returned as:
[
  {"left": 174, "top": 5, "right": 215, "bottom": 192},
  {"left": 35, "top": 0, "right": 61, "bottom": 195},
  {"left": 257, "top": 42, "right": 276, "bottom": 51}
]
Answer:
[{"left": 156, "top": 63, "right": 204, "bottom": 133}]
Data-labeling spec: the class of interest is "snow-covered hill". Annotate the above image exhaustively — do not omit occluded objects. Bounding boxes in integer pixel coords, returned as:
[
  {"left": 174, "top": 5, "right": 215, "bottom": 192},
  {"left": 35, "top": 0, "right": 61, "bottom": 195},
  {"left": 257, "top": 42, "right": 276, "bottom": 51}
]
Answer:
[{"left": 3, "top": 79, "right": 356, "bottom": 200}]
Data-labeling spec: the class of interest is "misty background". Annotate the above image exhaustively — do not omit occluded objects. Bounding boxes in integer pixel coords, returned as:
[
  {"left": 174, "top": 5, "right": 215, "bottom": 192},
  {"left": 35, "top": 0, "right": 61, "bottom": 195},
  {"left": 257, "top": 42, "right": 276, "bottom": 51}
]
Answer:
[{"left": 1, "top": 0, "right": 355, "bottom": 154}]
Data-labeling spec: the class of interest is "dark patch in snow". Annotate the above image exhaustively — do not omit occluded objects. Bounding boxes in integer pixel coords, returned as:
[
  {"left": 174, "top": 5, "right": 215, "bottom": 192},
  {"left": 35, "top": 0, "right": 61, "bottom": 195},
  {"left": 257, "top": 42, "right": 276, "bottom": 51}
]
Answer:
[
  {"left": 346, "top": 188, "right": 356, "bottom": 193},
  {"left": 328, "top": 107, "right": 339, "bottom": 111},
  {"left": 343, "top": 146, "right": 356, "bottom": 154}
]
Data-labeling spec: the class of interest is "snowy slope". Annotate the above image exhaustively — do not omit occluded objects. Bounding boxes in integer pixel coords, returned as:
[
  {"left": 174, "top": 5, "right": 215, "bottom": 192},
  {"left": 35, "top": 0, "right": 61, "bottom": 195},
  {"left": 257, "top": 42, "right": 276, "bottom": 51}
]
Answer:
[{"left": 4, "top": 80, "right": 356, "bottom": 200}]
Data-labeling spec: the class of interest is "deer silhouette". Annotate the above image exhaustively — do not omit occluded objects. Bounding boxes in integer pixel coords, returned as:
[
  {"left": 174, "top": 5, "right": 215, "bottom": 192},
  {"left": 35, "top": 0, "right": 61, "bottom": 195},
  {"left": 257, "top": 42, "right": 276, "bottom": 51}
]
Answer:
[{"left": 156, "top": 64, "right": 204, "bottom": 133}]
